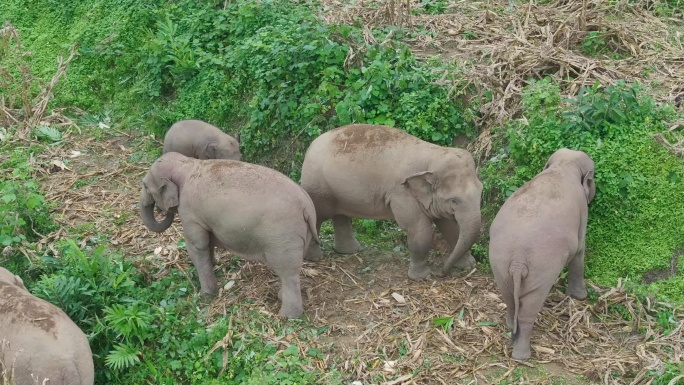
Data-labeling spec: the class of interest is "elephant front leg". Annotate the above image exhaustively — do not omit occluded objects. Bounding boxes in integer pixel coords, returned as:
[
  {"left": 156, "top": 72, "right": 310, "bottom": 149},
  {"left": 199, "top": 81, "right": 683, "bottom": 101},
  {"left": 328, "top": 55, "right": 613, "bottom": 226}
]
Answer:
[
  {"left": 184, "top": 226, "right": 218, "bottom": 297},
  {"left": 405, "top": 227, "right": 433, "bottom": 280},
  {"left": 567, "top": 249, "right": 588, "bottom": 300},
  {"left": 332, "top": 215, "right": 362, "bottom": 254}
]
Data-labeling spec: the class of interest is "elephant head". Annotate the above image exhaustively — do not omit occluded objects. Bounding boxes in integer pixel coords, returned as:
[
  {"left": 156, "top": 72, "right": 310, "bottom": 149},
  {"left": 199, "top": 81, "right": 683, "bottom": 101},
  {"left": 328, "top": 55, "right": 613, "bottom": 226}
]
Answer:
[
  {"left": 403, "top": 151, "right": 483, "bottom": 274},
  {"left": 200, "top": 135, "right": 241, "bottom": 161},
  {"left": 544, "top": 148, "right": 596, "bottom": 203},
  {"left": 139, "top": 170, "right": 179, "bottom": 233}
]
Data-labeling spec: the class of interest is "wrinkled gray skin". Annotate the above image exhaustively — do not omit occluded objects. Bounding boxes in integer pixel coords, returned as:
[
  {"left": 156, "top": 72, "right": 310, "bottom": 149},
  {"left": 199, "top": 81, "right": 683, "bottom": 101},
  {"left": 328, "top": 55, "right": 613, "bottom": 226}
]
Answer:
[
  {"left": 300, "top": 124, "right": 483, "bottom": 279},
  {"left": 139, "top": 152, "right": 319, "bottom": 318},
  {"left": 489, "top": 148, "right": 596, "bottom": 361},
  {"left": 163, "top": 119, "right": 241, "bottom": 160},
  {"left": 0, "top": 267, "right": 94, "bottom": 385}
]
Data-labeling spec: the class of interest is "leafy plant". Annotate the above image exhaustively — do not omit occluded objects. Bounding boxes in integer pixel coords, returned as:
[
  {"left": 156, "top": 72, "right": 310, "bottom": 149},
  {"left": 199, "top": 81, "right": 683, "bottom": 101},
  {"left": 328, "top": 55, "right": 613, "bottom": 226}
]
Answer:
[
  {"left": 433, "top": 316, "right": 455, "bottom": 333},
  {"left": 33, "top": 125, "right": 63, "bottom": 143},
  {"left": 482, "top": 77, "right": 684, "bottom": 303},
  {"left": 0, "top": 146, "right": 55, "bottom": 248},
  {"left": 581, "top": 30, "right": 609, "bottom": 57}
]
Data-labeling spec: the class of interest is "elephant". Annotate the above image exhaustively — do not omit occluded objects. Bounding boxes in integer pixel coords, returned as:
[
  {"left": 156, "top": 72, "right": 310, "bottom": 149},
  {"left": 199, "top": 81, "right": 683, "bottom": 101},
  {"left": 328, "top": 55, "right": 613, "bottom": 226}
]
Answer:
[
  {"left": 162, "top": 119, "right": 241, "bottom": 160},
  {"left": 300, "top": 124, "right": 483, "bottom": 279},
  {"left": 139, "top": 152, "right": 319, "bottom": 318},
  {"left": 488, "top": 148, "right": 596, "bottom": 360},
  {"left": 0, "top": 267, "right": 94, "bottom": 385}
]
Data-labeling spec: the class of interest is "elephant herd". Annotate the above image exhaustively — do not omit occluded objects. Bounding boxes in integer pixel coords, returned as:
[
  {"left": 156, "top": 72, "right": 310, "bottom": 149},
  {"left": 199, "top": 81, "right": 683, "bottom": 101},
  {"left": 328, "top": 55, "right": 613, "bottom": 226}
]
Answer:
[
  {"left": 142, "top": 120, "right": 595, "bottom": 362},
  {"left": 0, "top": 119, "right": 595, "bottom": 384}
]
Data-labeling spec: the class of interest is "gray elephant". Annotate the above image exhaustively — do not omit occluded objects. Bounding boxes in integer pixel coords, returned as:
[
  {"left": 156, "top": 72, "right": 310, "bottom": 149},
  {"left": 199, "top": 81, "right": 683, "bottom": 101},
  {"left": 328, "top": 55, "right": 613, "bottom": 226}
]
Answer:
[
  {"left": 489, "top": 148, "right": 596, "bottom": 360},
  {"left": 300, "top": 124, "right": 483, "bottom": 279},
  {"left": 163, "top": 119, "right": 241, "bottom": 160},
  {"left": 139, "top": 152, "right": 319, "bottom": 318},
  {"left": 0, "top": 267, "right": 94, "bottom": 385}
]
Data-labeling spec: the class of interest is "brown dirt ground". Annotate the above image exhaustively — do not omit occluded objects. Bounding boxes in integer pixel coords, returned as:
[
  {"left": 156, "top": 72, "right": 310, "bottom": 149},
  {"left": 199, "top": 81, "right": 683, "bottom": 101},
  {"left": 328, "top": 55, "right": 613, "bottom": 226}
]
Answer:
[{"left": 30, "top": 130, "right": 683, "bottom": 385}]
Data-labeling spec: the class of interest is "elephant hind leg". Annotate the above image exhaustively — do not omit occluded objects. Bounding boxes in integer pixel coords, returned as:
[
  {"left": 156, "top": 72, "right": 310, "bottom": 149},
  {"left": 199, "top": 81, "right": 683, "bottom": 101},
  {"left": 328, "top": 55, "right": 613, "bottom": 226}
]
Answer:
[
  {"left": 511, "top": 279, "right": 555, "bottom": 360},
  {"left": 265, "top": 244, "right": 304, "bottom": 318},
  {"left": 566, "top": 250, "right": 588, "bottom": 300},
  {"left": 332, "top": 215, "right": 362, "bottom": 254},
  {"left": 276, "top": 272, "right": 304, "bottom": 318}
]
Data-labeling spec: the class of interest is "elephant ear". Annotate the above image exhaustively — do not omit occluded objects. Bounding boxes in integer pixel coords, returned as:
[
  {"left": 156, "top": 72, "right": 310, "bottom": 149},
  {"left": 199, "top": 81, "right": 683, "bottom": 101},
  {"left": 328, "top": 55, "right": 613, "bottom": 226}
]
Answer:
[
  {"left": 403, "top": 171, "right": 435, "bottom": 211},
  {"left": 202, "top": 142, "right": 218, "bottom": 159},
  {"left": 141, "top": 174, "right": 155, "bottom": 206},
  {"left": 582, "top": 170, "right": 595, "bottom": 203},
  {"left": 160, "top": 177, "right": 180, "bottom": 210}
]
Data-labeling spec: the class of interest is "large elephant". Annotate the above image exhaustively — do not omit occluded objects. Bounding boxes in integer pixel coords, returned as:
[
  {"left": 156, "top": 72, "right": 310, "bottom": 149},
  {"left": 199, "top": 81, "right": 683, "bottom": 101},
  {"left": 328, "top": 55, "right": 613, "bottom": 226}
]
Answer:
[
  {"left": 489, "top": 148, "right": 596, "bottom": 360},
  {"left": 300, "top": 124, "right": 483, "bottom": 279},
  {"left": 139, "top": 152, "right": 319, "bottom": 318},
  {"left": 0, "top": 267, "right": 94, "bottom": 385},
  {"left": 163, "top": 119, "right": 241, "bottom": 160}
]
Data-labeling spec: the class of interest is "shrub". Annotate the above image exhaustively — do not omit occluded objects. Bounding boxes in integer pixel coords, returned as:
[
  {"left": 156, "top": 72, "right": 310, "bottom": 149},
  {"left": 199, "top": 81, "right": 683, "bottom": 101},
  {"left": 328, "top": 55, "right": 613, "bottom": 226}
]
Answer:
[{"left": 482, "top": 78, "right": 684, "bottom": 302}]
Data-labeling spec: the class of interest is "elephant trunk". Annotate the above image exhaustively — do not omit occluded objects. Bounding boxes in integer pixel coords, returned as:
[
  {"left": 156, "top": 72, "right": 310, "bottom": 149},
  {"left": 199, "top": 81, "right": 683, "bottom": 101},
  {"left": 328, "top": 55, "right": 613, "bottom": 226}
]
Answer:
[
  {"left": 440, "top": 211, "right": 481, "bottom": 276},
  {"left": 139, "top": 188, "right": 176, "bottom": 232}
]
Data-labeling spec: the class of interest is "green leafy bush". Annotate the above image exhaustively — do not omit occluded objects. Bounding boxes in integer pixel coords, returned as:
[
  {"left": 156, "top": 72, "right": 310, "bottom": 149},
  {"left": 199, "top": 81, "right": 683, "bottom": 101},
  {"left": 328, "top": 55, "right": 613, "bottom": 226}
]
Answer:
[
  {"left": 483, "top": 77, "right": 684, "bottom": 302},
  {"left": 26, "top": 239, "right": 339, "bottom": 384},
  {"left": 3, "top": 0, "right": 478, "bottom": 175},
  {"left": 0, "top": 146, "right": 56, "bottom": 248},
  {"left": 134, "top": 0, "right": 476, "bottom": 175}
]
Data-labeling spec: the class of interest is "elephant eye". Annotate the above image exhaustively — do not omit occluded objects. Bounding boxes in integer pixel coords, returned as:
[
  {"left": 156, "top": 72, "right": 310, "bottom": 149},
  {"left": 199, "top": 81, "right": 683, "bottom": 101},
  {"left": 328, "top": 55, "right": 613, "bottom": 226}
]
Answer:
[{"left": 449, "top": 198, "right": 460, "bottom": 205}]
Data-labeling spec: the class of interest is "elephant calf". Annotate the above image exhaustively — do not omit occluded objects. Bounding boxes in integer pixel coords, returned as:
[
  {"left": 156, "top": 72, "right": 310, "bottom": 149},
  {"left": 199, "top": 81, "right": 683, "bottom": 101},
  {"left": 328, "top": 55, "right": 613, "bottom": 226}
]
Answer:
[
  {"left": 489, "top": 148, "right": 596, "bottom": 360},
  {"left": 300, "top": 124, "right": 483, "bottom": 279},
  {"left": 139, "top": 152, "right": 319, "bottom": 318},
  {"left": 163, "top": 119, "right": 241, "bottom": 160},
  {"left": 0, "top": 267, "right": 94, "bottom": 385}
]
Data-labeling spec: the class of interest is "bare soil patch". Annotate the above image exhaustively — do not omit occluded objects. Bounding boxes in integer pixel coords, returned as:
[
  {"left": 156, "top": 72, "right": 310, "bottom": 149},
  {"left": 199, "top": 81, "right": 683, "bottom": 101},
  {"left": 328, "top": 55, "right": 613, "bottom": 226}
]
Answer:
[{"left": 32, "top": 132, "right": 684, "bottom": 384}]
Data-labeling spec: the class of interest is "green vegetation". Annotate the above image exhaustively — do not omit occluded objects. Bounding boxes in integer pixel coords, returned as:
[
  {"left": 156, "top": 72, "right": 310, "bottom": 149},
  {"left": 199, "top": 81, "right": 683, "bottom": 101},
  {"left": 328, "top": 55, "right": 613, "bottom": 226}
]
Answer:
[
  {"left": 482, "top": 78, "right": 684, "bottom": 302},
  {"left": 1, "top": 146, "right": 56, "bottom": 248},
  {"left": 2, "top": 0, "right": 478, "bottom": 176}
]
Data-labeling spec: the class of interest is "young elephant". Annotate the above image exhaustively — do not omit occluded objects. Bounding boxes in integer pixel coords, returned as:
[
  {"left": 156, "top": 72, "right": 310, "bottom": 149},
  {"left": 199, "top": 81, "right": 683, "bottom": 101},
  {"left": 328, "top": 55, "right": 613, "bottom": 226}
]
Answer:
[
  {"left": 162, "top": 119, "right": 241, "bottom": 160},
  {"left": 0, "top": 267, "right": 94, "bottom": 385},
  {"left": 139, "top": 152, "right": 319, "bottom": 317},
  {"left": 300, "top": 124, "right": 483, "bottom": 279},
  {"left": 489, "top": 148, "right": 596, "bottom": 360}
]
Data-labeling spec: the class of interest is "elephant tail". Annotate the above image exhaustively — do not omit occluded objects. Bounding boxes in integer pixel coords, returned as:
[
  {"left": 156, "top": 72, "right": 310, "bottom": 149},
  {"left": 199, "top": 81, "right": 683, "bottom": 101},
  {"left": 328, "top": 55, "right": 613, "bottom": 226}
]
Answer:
[
  {"left": 304, "top": 208, "right": 320, "bottom": 245},
  {"left": 510, "top": 262, "right": 528, "bottom": 336}
]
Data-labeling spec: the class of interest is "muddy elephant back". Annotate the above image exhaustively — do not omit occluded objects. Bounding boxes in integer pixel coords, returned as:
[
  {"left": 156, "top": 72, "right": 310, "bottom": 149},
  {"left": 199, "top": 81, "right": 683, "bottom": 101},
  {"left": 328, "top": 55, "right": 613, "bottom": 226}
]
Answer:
[
  {"left": 0, "top": 286, "right": 94, "bottom": 385},
  {"left": 319, "top": 124, "right": 422, "bottom": 156}
]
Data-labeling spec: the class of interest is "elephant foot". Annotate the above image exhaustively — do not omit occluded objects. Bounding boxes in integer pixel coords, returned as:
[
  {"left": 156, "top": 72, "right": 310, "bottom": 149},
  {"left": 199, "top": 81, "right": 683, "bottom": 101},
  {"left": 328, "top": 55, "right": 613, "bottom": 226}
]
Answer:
[
  {"left": 305, "top": 244, "right": 324, "bottom": 261},
  {"left": 512, "top": 344, "right": 532, "bottom": 361},
  {"left": 333, "top": 238, "right": 362, "bottom": 254},
  {"left": 200, "top": 290, "right": 218, "bottom": 301},
  {"left": 453, "top": 253, "right": 476, "bottom": 270},
  {"left": 408, "top": 263, "right": 432, "bottom": 280},
  {"left": 278, "top": 301, "right": 304, "bottom": 318},
  {"left": 511, "top": 323, "right": 533, "bottom": 360},
  {"left": 567, "top": 284, "right": 588, "bottom": 300}
]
